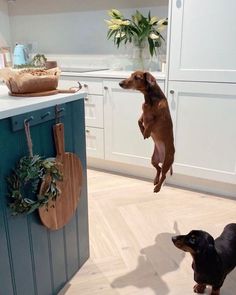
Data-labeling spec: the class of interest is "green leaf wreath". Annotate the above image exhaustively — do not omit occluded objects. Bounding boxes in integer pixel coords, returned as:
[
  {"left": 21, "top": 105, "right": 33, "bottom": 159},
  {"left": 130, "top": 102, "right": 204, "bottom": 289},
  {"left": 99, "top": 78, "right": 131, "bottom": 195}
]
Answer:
[{"left": 7, "top": 155, "right": 62, "bottom": 215}]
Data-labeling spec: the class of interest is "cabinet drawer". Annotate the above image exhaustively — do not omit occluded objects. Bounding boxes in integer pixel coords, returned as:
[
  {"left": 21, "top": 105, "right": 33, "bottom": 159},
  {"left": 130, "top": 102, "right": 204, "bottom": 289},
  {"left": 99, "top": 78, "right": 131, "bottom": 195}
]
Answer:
[
  {"left": 80, "top": 79, "right": 103, "bottom": 95},
  {"left": 85, "top": 95, "right": 103, "bottom": 128},
  {"left": 103, "top": 79, "right": 165, "bottom": 94},
  {"left": 59, "top": 77, "right": 103, "bottom": 95},
  {"left": 85, "top": 127, "right": 104, "bottom": 159},
  {"left": 58, "top": 77, "right": 80, "bottom": 89}
]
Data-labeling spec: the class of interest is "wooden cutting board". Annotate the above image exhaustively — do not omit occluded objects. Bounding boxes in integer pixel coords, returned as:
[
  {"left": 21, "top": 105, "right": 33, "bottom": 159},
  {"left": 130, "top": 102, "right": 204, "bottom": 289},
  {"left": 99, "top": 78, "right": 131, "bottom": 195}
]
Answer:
[
  {"left": 9, "top": 88, "right": 80, "bottom": 97},
  {"left": 38, "top": 123, "right": 83, "bottom": 230}
]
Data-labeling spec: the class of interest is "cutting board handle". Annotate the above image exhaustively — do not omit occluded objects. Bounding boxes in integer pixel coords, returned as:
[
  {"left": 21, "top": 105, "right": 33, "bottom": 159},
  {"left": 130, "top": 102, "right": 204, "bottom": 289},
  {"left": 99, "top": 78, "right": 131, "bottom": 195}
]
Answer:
[{"left": 53, "top": 123, "right": 65, "bottom": 159}]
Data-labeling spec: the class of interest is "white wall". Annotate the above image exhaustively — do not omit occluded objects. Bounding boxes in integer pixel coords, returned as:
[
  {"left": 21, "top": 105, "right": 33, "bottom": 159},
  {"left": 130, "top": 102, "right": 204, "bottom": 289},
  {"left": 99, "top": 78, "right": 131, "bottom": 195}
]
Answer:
[
  {"left": 8, "top": 0, "right": 168, "bottom": 55},
  {"left": 0, "top": 0, "right": 11, "bottom": 47}
]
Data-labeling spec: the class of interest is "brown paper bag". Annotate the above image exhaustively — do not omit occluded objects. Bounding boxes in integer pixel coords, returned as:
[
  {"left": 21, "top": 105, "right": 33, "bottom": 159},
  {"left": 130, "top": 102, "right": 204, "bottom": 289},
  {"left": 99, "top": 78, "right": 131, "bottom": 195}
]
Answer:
[{"left": 0, "top": 67, "right": 61, "bottom": 94}]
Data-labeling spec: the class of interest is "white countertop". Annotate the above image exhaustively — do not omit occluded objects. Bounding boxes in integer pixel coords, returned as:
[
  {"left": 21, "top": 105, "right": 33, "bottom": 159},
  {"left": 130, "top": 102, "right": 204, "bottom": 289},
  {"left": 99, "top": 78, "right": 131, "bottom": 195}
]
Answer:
[
  {"left": 61, "top": 69, "right": 166, "bottom": 80},
  {"left": 0, "top": 85, "right": 86, "bottom": 120}
]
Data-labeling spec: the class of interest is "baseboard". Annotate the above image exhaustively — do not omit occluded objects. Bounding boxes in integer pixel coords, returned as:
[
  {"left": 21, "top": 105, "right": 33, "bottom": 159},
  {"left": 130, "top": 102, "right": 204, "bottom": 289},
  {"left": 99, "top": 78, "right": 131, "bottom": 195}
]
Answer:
[{"left": 87, "top": 157, "right": 236, "bottom": 198}]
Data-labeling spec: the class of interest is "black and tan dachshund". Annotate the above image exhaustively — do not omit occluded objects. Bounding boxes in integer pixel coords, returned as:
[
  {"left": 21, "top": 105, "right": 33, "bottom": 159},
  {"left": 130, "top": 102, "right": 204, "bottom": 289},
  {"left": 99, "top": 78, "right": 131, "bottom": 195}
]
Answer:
[{"left": 172, "top": 223, "right": 236, "bottom": 295}]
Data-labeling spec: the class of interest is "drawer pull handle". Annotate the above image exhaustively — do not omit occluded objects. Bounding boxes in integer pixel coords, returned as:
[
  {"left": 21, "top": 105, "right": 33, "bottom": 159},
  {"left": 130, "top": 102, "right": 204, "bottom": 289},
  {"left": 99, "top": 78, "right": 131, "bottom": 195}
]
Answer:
[
  {"left": 104, "top": 86, "right": 108, "bottom": 90},
  {"left": 84, "top": 84, "right": 88, "bottom": 88},
  {"left": 86, "top": 129, "right": 90, "bottom": 133},
  {"left": 85, "top": 97, "right": 89, "bottom": 101},
  {"left": 170, "top": 90, "right": 174, "bottom": 94},
  {"left": 41, "top": 111, "right": 51, "bottom": 119}
]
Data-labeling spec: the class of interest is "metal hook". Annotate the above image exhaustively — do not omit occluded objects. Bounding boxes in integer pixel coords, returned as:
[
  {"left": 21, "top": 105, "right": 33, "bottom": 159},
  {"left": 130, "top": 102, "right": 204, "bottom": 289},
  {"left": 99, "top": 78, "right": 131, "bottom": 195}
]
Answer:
[
  {"left": 24, "top": 116, "right": 34, "bottom": 124},
  {"left": 55, "top": 105, "right": 65, "bottom": 123}
]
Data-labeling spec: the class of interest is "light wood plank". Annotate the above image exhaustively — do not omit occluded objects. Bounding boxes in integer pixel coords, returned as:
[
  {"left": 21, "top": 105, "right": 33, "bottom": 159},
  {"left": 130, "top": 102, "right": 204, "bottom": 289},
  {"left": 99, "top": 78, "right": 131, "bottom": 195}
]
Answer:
[{"left": 59, "top": 169, "right": 236, "bottom": 295}]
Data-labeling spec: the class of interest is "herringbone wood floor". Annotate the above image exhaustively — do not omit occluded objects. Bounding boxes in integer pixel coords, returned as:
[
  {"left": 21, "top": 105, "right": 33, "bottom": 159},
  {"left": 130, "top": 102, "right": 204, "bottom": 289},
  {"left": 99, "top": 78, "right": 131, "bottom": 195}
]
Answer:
[{"left": 59, "top": 169, "right": 236, "bottom": 295}]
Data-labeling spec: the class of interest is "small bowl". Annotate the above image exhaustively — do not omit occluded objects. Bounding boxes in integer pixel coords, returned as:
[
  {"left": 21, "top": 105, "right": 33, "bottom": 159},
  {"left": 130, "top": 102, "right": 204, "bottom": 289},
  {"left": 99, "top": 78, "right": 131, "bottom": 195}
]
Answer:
[{"left": 45, "top": 61, "right": 57, "bottom": 69}]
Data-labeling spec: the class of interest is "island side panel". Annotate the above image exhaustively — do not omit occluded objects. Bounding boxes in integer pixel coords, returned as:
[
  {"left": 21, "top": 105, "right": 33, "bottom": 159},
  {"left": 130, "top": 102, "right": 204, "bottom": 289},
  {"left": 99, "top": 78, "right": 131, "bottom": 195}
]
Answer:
[
  {"left": 0, "top": 98, "right": 89, "bottom": 295},
  {"left": 69, "top": 100, "right": 89, "bottom": 268},
  {"left": 0, "top": 118, "right": 36, "bottom": 295},
  {"left": 64, "top": 100, "right": 89, "bottom": 277}
]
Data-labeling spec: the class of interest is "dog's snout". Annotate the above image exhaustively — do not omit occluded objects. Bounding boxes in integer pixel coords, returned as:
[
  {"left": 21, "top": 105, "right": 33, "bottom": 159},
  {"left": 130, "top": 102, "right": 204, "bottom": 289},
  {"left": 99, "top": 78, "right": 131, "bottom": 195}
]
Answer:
[
  {"left": 119, "top": 81, "right": 124, "bottom": 88},
  {"left": 172, "top": 236, "right": 178, "bottom": 243}
]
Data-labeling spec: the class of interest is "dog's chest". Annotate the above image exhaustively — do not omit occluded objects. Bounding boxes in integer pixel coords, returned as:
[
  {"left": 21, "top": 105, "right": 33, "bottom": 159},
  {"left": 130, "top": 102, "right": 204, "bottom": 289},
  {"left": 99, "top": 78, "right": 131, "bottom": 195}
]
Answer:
[{"left": 142, "top": 103, "right": 158, "bottom": 124}]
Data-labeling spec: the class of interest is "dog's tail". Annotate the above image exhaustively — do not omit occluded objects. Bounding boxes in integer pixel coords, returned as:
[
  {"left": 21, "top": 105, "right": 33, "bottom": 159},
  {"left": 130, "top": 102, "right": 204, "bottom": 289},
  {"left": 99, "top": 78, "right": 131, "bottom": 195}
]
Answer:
[{"left": 170, "top": 166, "right": 173, "bottom": 176}]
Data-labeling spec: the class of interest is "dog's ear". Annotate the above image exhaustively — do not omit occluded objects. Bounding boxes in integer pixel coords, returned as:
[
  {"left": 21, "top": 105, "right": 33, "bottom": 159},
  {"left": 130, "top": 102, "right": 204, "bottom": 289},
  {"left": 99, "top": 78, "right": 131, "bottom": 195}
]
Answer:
[
  {"left": 197, "top": 233, "right": 215, "bottom": 254},
  {"left": 144, "top": 72, "right": 156, "bottom": 87},
  {"left": 207, "top": 235, "right": 215, "bottom": 249}
]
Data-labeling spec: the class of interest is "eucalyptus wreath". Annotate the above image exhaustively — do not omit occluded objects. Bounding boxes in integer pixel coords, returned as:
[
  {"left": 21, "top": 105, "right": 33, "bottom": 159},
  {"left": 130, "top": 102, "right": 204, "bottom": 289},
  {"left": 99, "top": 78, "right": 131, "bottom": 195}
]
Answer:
[{"left": 7, "top": 155, "right": 62, "bottom": 215}]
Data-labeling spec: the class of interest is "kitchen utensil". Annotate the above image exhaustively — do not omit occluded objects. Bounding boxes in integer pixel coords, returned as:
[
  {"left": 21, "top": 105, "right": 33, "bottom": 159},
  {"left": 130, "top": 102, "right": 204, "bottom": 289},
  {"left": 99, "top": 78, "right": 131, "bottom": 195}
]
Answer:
[
  {"left": 38, "top": 123, "right": 83, "bottom": 230},
  {"left": 8, "top": 87, "right": 81, "bottom": 97}
]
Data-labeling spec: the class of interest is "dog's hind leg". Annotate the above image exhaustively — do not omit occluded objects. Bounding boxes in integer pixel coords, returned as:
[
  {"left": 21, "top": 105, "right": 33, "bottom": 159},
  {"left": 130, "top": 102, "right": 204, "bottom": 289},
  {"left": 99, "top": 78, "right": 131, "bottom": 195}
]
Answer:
[
  {"left": 193, "top": 284, "right": 206, "bottom": 293},
  {"left": 151, "top": 145, "right": 161, "bottom": 185},
  {"left": 211, "top": 287, "right": 220, "bottom": 295},
  {"left": 154, "top": 152, "right": 174, "bottom": 193}
]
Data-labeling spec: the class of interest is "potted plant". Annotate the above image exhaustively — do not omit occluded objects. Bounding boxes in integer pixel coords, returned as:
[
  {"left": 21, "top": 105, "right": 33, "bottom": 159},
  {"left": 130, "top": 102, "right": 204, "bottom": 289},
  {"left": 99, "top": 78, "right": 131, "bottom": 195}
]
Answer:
[{"left": 105, "top": 9, "right": 168, "bottom": 70}]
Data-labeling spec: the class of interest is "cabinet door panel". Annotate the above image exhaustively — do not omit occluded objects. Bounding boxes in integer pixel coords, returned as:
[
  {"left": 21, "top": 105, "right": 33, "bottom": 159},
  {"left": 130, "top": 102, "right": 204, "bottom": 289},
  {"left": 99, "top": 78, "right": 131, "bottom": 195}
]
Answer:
[
  {"left": 104, "top": 80, "right": 154, "bottom": 167},
  {"left": 169, "top": 0, "right": 236, "bottom": 82},
  {"left": 168, "top": 81, "right": 236, "bottom": 184},
  {"left": 85, "top": 95, "right": 103, "bottom": 128},
  {"left": 85, "top": 127, "right": 104, "bottom": 159}
]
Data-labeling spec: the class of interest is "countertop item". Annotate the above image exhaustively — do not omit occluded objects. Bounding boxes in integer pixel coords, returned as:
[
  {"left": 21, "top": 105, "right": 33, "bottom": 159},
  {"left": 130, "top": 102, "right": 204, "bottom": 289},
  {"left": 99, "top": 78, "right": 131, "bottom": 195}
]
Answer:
[
  {"left": 13, "top": 44, "right": 29, "bottom": 66},
  {"left": 61, "top": 69, "right": 166, "bottom": 80},
  {"left": 0, "top": 85, "right": 86, "bottom": 120}
]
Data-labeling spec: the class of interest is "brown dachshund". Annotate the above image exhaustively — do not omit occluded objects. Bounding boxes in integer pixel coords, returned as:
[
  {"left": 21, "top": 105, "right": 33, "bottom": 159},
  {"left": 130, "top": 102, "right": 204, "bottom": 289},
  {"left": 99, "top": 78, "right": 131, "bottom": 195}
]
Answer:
[{"left": 119, "top": 71, "right": 175, "bottom": 193}]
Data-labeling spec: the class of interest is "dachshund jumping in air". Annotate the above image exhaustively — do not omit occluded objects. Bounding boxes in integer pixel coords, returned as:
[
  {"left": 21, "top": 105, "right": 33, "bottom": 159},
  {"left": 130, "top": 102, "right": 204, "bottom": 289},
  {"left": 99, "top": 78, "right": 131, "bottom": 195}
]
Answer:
[
  {"left": 119, "top": 71, "right": 175, "bottom": 193},
  {"left": 172, "top": 223, "right": 236, "bottom": 295}
]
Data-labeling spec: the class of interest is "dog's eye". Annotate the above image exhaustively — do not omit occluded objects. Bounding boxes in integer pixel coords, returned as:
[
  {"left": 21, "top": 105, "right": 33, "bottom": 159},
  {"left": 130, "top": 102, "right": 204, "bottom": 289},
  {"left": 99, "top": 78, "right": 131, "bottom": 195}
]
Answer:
[{"left": 189, "top": 236, "right": 196, "bottom": 244}]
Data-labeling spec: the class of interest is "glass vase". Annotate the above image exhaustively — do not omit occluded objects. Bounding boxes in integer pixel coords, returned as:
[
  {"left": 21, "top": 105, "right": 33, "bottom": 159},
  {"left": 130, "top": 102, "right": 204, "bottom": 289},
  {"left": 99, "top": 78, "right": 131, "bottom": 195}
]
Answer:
[{"left": 131, "top": 40, "right": 151, "bottom": 71}]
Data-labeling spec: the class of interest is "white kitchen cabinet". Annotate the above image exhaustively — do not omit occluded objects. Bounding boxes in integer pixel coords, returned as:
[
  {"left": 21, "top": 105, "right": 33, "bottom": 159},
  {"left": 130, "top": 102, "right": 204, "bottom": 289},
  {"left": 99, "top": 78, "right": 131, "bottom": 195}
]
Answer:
[
  {"left": 168, "top": 0, "right": 236, "bottom": 82},
  {"left": 168, "top": 81, "right": 236, "bottom": 185},
  {"left": 85, "top": 126, "right": 104, "bottom": 159},
  {"left": 59, "top": 76, "right": 104, "bottom": 159},
  {"left": 84, "top": 95, "right": 103, "bottom": 128},
  {"left": 103, "top": 79, "right": 165, "bottom": 167}
]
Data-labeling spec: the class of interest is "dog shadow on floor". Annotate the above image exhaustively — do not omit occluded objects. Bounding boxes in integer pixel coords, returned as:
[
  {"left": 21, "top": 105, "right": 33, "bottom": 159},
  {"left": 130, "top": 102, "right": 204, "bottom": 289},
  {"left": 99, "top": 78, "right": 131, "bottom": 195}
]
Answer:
[
  {"left": 222, "top": 271, "right": 236, "bottom": 295},
  {"left": 111, "top": 221, "right": 185, "bottom": 295}
]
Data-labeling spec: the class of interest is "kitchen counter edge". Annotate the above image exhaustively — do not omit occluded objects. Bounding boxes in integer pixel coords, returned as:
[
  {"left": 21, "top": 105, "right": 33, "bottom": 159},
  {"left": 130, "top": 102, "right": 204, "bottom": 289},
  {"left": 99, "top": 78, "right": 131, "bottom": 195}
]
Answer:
[{"left": 0, "top": 86, "right": 86, "bottom": 120}]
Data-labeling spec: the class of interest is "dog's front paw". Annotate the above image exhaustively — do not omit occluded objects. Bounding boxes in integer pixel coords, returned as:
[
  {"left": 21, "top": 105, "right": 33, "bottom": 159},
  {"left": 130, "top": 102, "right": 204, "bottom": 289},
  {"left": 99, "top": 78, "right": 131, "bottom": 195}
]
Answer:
[{"left": 193, "top": 284, "right": 206, "bottom": 293}]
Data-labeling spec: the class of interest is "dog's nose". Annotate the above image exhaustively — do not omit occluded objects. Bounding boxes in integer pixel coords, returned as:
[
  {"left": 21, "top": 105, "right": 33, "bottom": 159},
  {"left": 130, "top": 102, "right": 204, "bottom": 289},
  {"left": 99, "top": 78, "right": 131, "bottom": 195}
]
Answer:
[
  {"left": 172, "top": 236, "right": 177, "bottom": 243},
  {"left": 119, "top": 81, "right": 124, "bottom": 88}
]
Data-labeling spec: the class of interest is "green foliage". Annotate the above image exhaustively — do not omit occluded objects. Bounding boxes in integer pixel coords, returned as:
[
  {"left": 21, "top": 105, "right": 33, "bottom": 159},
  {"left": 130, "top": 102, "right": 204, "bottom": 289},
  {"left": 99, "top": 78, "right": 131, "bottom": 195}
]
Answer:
[
  {"left": 7, "top": 155, "right": 62, "bottom": 215},
  {"left": 13, "top": 54, "right": 47, "bottom": 69},
  {"left": 105, "top": 9, "right": 168, "bottom": 56}
]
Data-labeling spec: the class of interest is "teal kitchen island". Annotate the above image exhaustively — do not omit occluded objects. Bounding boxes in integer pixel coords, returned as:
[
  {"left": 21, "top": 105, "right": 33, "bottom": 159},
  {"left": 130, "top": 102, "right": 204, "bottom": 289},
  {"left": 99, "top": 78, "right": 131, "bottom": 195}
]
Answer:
[{"left": 0, "top": 85, "right": 89, "bottom": 295}]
